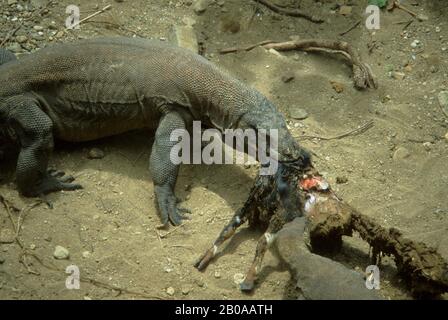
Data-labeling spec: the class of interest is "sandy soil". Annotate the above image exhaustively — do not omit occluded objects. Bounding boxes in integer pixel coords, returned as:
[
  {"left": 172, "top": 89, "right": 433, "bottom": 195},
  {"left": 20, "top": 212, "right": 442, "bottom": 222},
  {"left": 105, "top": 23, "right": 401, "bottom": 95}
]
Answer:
[{"left": 0, "top": 0, "right": 447, "bottom": 300}]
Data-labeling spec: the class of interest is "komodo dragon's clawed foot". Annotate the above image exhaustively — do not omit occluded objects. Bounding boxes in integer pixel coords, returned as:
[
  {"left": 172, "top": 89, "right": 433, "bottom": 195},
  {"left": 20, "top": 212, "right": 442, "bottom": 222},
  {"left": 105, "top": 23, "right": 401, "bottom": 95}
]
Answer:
[
  {"left": 155, "top": 186, "right": 191, "bottom": 228},
  {"left": 29, "top": 169, "right": 83, "bottom": 196}
]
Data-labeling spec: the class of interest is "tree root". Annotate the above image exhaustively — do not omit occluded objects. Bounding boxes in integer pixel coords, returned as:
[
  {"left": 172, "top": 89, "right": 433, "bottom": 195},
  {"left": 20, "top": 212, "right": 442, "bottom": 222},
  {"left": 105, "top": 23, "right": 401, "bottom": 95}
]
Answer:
[
  {"left": 220, "top": 39, "right": 377, "bottom": 90},
  {"left": 253, "top": 0, "right": 324, "bottom": 23}
]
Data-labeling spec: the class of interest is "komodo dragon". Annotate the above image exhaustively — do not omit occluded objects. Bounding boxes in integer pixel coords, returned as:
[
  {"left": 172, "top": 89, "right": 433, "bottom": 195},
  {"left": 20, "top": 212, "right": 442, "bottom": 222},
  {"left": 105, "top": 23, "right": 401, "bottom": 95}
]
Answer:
[{"left": 0, "top": 37, "right": 310, "bottom": 227}]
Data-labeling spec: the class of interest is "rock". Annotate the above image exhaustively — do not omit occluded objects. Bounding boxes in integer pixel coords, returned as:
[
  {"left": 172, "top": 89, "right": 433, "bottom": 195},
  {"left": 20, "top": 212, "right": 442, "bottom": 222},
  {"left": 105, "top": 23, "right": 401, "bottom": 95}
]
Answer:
[
  {"left": 181, "top": 285, "right": 191, "bottom": 295},
  {"left": 53, "top": 245, "right": 70, "bottom": 260},
  {"left": 87, "top": 148, "right": 105, "bottom": 159},
  {"left": 330, "top": 81, "right": 344, "bottom": 93},
  {"left": 15, "top": 35, "right": 28, "bottom": 44},
  {"left": 339, "top": 5, "right": 352, "bottom": 16},
  {"left": 193, "top": 0, "right": 209, "bottom": 14},
  {"left": 33, "top": 25, "right": 44, "bottom": 31},
  {"left": 166, "top": 287, "right": 175, "bottom": 296},
  {"left": 0, "top": 229, "right": 15, "bottom": 244},
  {"left": 289, "top": 107, "right": 308, "bottom": 120},
  {"left": 281, "top": 72, "right": 295, "bottom": 83},
  {"left": 393, "top": 147, "right": 410, "bottom": 161},
  {"left": 55, "top": 31, "right": 65, "bottom": 38},
  {"left": 336, "top": 176, "right": 348, "bottom": 184},
  {"left": 82, "top": 251, "right": 91, "bottom": 258},
  {"left": 195, "top": 279, "right": 206, "bottom": 287},
  {"left": 172, "top": 25, "right": 198, "bottom": 53},
  {"left": 422, "top": 142, "right": 432, "bottom": 151},
  {"left": 7, "top": 0, "right": 18, "bottom": 5},
  {"left": 391, "top": 71, "right": 405, "bottom": 80},
  {"left": 444, "top": 132, "right": 448, "bottom": 141},
  {"left": 411, "top": 40, "right": 420, "bottom": 48},
  {"left": 214, "top": 271, "right": 221, "bottom": 278},
  {"left": 438, "top": 91, "right": 448, "bottom": 117},
  {"left": 233, "top": 273, "right": 245, "bottom": 285}
]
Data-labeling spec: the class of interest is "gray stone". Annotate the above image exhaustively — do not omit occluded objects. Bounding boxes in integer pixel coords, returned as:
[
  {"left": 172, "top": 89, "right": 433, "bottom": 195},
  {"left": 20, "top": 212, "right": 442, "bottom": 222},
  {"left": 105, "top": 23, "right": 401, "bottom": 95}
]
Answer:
[
  {"left": 15, "top": 35, "right": 28, "bottom": 44},
  {"left": 393, "top": 147, "right": 410, "bottom": 161},
  {"left": 273, "top": 217, "right": 382, "bottom": 300},
  {"left": 289, "top": 107, "right": 308, "bottom": 120},
  {"left": 53, "top": 245, "right": 70, "bottom": 260},
  {"left": 193, "top": 0, "right": 209, "bottom": 14}
]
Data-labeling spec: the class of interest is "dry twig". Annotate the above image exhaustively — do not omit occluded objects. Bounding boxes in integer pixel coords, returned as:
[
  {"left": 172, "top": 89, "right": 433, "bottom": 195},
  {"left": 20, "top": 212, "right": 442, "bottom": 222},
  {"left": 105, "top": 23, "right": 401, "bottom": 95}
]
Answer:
[{"left": 66, "top": 4, "right": 112, "bottom": 30}]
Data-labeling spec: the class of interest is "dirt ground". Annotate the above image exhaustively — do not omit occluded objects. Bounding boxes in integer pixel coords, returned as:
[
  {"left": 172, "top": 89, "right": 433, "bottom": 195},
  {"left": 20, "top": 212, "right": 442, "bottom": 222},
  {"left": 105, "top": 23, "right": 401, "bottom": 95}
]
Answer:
[{"left": 0, "top": 0, "right": 447, "bottom": 300}]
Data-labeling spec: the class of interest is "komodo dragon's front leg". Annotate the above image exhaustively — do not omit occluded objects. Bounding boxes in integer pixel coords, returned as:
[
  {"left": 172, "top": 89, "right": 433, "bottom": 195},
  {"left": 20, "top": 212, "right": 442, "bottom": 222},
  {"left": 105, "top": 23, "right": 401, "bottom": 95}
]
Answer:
[
  {"left": 150, "top": 110, "right": 191, "bottom": 227},
  {"left": 4, "top": 95, "right": 82, "bottom": 196}
]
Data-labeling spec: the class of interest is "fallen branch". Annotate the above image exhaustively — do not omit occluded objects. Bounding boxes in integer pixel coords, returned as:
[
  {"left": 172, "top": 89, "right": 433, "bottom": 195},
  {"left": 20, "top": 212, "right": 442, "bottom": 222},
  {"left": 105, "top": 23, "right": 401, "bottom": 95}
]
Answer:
[
  {"left": 300, "top": 120, "right": 374, "bottom": 141},
  {"left": 219, "top": 39, "right": 377, "bottom": 90},
  {"left": 66, "top": 4, "right": 112, "bottom": 30},
  {"left": 253, "top": 0, "right": 324, "bottom": 23}
]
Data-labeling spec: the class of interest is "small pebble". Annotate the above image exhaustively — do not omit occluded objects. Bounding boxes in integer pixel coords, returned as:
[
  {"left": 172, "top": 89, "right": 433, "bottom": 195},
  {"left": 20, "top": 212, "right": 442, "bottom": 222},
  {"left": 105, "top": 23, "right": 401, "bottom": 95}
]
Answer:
[
  {"left": 214, "top": 271, "right": 221, "bottom": 278},
  {"left": 15, "top": 35, "right": 28, "bottom": 43},
  {"left": 281, "top": 72, "right": 295, "bottom": 83},
  {"left": 53, "top": 245, "right": 70, "bottom": 260},
  {"left": 181, "top": 285, "right": 191, "bottom": 295},
  {"left": 88, "top": 148, "right": 105, "bottom": 159},
  {"left": 166, "top": 287, "right": 175, "bottom": 296},
  {"left": 393, "top": 147, "right": 410, "bottom": 161},
  {"left": 289, "top": 108, "right": 308, "bottom": 120},
  {"left": 233, "top": 273, "right": 245, "bottom": 285}
]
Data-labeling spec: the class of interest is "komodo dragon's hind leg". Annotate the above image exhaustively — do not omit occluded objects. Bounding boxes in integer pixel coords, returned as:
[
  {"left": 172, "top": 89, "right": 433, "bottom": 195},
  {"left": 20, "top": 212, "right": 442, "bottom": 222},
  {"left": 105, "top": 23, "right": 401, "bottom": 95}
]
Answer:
[{"left": 150, "top": 110, "right": 191, "bottom": 228}]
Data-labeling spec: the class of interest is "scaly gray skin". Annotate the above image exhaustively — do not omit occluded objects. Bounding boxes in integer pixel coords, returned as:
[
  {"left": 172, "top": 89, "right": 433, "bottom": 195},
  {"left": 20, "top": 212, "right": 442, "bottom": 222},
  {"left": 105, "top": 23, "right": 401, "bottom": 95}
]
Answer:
[{"left": 0, "top": 37, "right": 308, "bottom": 227}]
